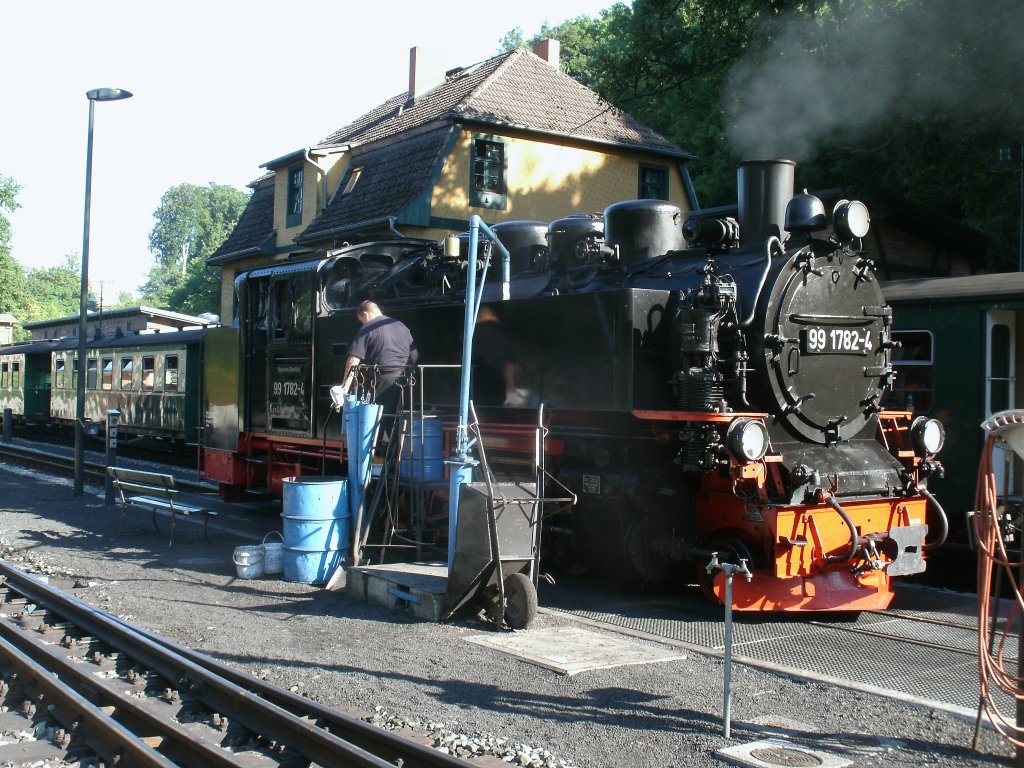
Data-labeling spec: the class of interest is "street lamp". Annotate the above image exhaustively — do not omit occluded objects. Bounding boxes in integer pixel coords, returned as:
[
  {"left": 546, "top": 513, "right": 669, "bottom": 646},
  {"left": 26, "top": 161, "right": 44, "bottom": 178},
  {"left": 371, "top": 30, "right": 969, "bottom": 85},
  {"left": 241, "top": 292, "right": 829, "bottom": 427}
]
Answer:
[{"left": 74, "top": 87, "right": 132, "bottom": 497}]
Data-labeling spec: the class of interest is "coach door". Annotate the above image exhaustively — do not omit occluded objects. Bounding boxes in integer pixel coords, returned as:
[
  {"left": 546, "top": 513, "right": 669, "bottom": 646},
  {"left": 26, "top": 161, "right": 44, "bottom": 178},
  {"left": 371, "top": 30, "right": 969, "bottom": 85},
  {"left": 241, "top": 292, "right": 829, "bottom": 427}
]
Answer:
[{"left": 986, "top": 310, "right": 1016, "bottom": 498}]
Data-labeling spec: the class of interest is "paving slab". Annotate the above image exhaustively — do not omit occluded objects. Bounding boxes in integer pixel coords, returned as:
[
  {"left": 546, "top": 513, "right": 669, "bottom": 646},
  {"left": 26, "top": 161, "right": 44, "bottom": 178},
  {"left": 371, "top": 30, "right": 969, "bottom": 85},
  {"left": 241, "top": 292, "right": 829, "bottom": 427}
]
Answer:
[{"left": 464, "top": 625, "right": 686, "bottom": 675}]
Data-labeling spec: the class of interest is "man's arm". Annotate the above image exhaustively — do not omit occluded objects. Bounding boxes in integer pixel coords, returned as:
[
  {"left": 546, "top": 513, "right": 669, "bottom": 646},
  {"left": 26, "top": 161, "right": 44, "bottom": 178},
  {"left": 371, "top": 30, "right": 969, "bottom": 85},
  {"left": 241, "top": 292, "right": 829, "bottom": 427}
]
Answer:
[{"left": 343, "top": 354, "right": 362, "bottom": 392}]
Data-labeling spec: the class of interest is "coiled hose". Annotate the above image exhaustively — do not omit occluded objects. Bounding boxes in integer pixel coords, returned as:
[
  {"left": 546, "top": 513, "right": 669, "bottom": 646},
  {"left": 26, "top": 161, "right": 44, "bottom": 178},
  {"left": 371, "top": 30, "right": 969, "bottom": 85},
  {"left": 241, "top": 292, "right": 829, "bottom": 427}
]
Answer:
[{"left": 974, "top": 432, "right": 1024, "bottom": 747}]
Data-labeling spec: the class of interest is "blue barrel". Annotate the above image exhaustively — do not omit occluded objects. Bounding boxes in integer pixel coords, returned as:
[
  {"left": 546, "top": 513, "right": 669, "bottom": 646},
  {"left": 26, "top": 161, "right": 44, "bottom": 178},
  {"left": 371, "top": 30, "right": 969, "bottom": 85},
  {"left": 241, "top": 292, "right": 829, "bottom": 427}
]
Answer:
[
  {"left": 399, "top": 415, "right": 444, "bottom": 481},
  {"left": 281, "top": 476, "right": 350, "bottom": 584}
]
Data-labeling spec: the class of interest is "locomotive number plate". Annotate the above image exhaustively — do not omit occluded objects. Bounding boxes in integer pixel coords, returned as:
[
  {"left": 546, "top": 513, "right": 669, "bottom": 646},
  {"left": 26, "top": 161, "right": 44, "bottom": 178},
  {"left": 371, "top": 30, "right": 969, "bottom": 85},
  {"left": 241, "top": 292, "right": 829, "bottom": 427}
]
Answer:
[{"left": 800, "top": 327, "right": 872, "bottom": 355}]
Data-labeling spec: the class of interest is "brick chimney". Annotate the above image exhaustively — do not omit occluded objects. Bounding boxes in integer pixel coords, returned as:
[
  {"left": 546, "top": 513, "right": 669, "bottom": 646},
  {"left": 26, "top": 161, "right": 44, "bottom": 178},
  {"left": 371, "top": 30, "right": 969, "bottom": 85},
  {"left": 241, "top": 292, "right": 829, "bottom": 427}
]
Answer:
[
  {"left": 532, "top": 39, "right": 560, "bottom": 68},
  {"left": 408, "top": 46, "right": 447, "bottom": 104}
]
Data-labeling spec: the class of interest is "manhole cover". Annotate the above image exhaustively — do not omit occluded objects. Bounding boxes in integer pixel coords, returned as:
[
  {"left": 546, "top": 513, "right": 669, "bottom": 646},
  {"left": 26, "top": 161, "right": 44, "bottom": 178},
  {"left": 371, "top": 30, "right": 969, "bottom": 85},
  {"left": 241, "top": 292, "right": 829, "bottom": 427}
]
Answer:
[{"left": 749, "top": 746, "right": 823, "bottom": 767}]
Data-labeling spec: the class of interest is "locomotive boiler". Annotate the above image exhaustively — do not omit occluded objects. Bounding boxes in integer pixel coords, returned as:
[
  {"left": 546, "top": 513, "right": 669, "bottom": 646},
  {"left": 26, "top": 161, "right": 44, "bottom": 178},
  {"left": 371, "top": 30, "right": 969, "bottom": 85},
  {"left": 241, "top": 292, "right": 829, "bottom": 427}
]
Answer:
[{"left": 204, "top": 159, "right": 947, "bottom": 611}]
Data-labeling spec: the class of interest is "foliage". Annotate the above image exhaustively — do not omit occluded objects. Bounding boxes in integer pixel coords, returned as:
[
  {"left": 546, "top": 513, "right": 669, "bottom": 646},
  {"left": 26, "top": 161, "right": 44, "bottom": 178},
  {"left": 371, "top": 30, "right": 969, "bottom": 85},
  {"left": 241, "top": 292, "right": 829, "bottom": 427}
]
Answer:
[
  {"left": 0, "top": 175, "right": 28, "bottom": 323},
  {"left": 142, "top": 182, "right": 249, "bottom": 316},
  {"left": 23, "top": 254, "right": 83, "bottom": 323},
  {"left": 508, "top": 0, "right": 1024, "bottom": 267}
]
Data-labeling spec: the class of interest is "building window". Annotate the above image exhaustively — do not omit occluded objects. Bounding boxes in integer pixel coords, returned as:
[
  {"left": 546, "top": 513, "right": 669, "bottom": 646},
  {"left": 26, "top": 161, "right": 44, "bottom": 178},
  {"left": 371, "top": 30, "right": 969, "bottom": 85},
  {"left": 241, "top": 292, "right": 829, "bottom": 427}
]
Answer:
[
  {"left": 883, "top": 330, "right": 934, "bottom": 413},
  {"left": 120, "top": 358, "right": 133, "bottom": 389},
  {"left": 638, "top": 164, "right": 669, "bottom": 200},
  {"left": 471, "top": 137, "right": 506, "bottom": 210},
  {"left": 286, "top": 166, "right": 304, "bottom": 227},
  {"left": 165, "top": 355, "right": 179, "bottom": 392}
]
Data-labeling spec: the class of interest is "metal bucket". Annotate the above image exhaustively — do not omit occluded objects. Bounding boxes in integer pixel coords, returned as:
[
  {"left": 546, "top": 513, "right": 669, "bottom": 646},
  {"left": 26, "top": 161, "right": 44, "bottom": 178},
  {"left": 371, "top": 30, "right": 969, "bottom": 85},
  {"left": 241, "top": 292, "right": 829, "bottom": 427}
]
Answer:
[
  {"left": 233, "top": 545, "right": 265, "bottom": 579},
  {"left": 399, "top": 415, "right": 444, "bottom": 481},
  {"left": 281, "top": 476, "right": 348, "bottom": 518},
  {"left": 262, "top": 531, "right": 284, "bottom": 575},
  {"left": 282, "top": 548, "right": 344, "bottom": 586},
  {"left": 281, "top": 476, "right": 350, "bottom": 584}
]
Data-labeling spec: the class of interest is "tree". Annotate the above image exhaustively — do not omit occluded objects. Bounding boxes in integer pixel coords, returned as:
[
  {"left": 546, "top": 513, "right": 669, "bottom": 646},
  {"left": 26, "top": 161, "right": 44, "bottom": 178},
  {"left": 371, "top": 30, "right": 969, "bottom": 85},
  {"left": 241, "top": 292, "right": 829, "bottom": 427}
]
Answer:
[
  {"left": 142, "top": 182, "right": 249, "bottom": 315},
  {"left": 0, "top": 175, "right": 28, "bottom": 320},
  {"left": 23, "top": 253, "right": 82, "bottom": 322}
]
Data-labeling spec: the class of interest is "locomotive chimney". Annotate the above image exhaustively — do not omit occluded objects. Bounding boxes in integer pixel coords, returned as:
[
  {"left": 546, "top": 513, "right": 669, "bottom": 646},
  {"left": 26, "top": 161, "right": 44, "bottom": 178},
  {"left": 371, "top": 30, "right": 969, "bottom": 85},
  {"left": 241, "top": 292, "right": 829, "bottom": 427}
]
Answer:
[{"left": 737, "top": 160, "right": 795, "bottom": 247}]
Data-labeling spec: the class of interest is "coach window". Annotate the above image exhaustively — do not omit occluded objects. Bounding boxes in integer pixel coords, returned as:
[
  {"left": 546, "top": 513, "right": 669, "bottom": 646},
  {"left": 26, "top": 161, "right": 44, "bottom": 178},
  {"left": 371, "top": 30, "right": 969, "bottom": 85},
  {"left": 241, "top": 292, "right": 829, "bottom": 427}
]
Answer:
[
  {"left": 86, "top": 358, "right": 97, "bottom": 390},
  {"left": 101, "top": 358, "right": 113, "bottom": 390},
  {"left": 165, "top": 355, "right": 179, "bottom": 392},
  {"left": 141, "top": 356, "right": 156, "bottom": 391},
  {"left": 120, "top": 358, "right": 133, "bottom": 389},
  {"left": 471, "top": 136, "right": 507, "bottom": 210},
  {"left": 10, "top": 362, "right": 18, "bottom": 389},
  {"left": 1, "top": 362, "right": 7, "bottom": 388},
  {"left": 71, "top": 358, "right": 78, "bottom": 391},
  {"left": 885, "top": 330, "right": 934, "bottom": 412},
  {"left": 55, "top": 358, "right": 65, "bottom": 389},
  {"left": 988, "top": 320, "right": 1014, "bottom": 414},
  {"left": 286, "top": 166, "right": 303, "bottom": 227},
  {"left": 638, "top": 163, "right": 669, "bottom": 200}
]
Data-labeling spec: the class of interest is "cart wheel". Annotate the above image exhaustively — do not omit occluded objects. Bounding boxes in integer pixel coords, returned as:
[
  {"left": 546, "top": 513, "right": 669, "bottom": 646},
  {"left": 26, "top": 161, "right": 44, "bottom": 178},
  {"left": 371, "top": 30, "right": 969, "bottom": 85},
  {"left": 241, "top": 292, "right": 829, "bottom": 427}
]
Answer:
[{"left": 503, "top": 572, "right": 538, "bottom": 629}]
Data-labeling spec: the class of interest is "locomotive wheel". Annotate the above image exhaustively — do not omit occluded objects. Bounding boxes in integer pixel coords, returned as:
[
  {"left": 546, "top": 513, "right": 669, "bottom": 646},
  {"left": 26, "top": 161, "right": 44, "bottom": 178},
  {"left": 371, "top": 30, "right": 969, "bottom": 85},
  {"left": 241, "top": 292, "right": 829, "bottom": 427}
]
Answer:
[
  {"left": 502, "top": 572, "right": 538, "bottom": 629},
  {"left": 698, "top": 535, "right": 756, "bottom": 605}
]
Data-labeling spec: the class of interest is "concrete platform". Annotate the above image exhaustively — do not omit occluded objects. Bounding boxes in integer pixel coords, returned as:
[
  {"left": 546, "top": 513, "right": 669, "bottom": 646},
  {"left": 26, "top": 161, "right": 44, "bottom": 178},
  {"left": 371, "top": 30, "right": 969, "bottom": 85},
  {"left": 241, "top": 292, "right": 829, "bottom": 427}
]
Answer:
[{"left": 345, "top": 561, "right": 448, "bottom": 622}]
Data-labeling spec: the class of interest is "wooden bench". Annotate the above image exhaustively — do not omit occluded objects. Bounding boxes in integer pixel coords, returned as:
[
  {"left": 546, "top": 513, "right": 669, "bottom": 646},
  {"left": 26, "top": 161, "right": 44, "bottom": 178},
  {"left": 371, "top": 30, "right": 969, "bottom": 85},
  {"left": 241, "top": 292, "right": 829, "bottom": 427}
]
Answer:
[{"left": 107, "top": 467, "right": 217, "bottom": 547}]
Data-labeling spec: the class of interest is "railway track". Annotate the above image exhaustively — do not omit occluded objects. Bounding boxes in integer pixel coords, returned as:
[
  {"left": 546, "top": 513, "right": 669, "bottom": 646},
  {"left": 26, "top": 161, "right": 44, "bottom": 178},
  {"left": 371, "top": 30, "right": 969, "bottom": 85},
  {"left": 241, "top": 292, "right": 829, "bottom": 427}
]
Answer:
[
  {"left": 0, "top": 560, "right": 471, "bottom": 767},
  {"left": 0, "top": 441, "right": 212, "bottom": 494}
]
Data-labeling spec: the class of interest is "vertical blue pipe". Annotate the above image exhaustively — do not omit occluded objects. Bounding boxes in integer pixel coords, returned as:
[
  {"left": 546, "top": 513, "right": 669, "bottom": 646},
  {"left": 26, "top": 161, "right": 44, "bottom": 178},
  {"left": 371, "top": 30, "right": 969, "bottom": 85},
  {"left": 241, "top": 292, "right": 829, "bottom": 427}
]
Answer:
[{"left": 447, "top": 215, "right": 510, "bottom": 567}]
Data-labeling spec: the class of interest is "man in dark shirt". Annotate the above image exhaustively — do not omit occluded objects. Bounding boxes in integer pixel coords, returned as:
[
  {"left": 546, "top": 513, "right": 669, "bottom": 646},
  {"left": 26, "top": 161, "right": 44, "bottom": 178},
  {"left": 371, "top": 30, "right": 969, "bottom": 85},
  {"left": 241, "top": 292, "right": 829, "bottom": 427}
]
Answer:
[{"left": 343, "top": 300, "right": 418, "bottom": 419}]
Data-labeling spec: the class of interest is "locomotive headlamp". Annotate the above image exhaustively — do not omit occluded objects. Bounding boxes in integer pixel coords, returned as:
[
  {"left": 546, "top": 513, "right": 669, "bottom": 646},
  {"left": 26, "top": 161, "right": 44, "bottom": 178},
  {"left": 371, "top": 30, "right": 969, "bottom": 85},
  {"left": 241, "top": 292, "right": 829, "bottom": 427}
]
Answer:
[
  {"left": 911, "top": 416, "right": 945, "bottom": 456},
  {"left": 726, "top": 418, "right": 770, "bottom": 462},
  {"left": 832, "top": 200, "right": 871, "bottom": 241}
]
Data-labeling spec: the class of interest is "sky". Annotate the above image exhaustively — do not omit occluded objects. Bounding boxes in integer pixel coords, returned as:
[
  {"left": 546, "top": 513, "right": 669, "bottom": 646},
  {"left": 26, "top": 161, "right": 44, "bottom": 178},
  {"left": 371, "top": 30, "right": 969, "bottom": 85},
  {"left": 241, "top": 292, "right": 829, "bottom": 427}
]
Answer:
[{"left": 1, "top": 0, "right": 613, "bottom": 300}]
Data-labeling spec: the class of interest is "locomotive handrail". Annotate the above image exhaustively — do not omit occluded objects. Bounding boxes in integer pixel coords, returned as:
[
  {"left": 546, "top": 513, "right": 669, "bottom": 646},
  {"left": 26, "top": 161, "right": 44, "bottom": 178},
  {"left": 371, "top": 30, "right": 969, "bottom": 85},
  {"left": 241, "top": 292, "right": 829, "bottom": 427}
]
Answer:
[{"left": 740, "top": 235, "right": 783, "bottom": 326}]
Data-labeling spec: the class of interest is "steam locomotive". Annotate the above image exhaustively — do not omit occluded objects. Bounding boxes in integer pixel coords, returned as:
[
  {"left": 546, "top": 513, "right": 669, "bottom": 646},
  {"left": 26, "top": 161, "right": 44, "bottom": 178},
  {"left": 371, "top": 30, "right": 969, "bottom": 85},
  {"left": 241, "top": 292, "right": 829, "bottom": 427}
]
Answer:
[{"left": 204, "top": 159, "right": 947, "bottom": 611}]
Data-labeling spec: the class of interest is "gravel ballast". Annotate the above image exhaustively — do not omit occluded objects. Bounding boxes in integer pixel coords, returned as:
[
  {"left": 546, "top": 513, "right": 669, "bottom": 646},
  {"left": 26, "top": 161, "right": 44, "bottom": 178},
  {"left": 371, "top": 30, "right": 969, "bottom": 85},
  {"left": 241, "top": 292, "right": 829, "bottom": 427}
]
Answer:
[{"left": 0, "top": 461, "right": 1013, "bottom": 767}]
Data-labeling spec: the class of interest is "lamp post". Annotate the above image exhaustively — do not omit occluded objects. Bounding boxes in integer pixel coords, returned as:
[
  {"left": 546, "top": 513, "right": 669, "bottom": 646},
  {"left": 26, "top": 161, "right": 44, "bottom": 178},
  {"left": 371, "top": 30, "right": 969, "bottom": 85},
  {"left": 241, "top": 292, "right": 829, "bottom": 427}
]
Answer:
[{"left": 74, "top": 87, "right": 132, "bottom": 497}]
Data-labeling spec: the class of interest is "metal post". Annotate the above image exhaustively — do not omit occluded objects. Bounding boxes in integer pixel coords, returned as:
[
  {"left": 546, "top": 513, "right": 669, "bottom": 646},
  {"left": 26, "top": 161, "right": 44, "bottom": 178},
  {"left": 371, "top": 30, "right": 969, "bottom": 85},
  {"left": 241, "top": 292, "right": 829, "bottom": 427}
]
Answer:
[
  {"left": 2, "top": 408, "right": 11, "bottom": 442},
  {"left": 74, "top": 87, "right": 131, "bottom": 497},
  {"left": 447, "top": 216, "right": 510, "bottom": 567},
  {"left": 74, "top": 97, "right": 96, "bottom": 497},
  {"left": 706, "top": 553, "right": 753, "bottom": 740},
  {"left": 105, "top": 410, "right": 119, "bottom": 506}
]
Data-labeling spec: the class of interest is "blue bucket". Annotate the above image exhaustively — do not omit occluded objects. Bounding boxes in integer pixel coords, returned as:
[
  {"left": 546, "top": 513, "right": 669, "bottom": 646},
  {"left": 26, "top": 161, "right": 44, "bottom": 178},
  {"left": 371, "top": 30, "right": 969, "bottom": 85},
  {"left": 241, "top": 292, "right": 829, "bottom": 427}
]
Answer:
[
  {"left": 399, "top": 415, "right": 444, "bottom": 481},
  {"left": 281, "top": 476, "right": 350, "bottom": 584},
  {"left": 282, "top": 547, "right": 343, "bottom": 585}
]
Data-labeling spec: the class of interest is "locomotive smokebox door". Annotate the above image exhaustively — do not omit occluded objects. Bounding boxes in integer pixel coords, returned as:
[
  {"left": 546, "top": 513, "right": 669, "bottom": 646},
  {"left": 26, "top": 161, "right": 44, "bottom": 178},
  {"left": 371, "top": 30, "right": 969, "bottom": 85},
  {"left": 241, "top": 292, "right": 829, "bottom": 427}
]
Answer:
[{"left": 443, "top": 482, "right": 540, "bottom": 628}]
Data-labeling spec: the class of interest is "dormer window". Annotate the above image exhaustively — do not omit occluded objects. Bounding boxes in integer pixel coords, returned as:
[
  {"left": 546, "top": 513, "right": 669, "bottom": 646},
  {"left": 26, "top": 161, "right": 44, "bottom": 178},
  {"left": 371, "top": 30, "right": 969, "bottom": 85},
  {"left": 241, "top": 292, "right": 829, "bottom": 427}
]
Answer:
[
  {"left": 287, "top": 166, "right": 304, "bottom": 227},
  {"left": 471, "top": 136, "right": 506, "bottom": 210}
]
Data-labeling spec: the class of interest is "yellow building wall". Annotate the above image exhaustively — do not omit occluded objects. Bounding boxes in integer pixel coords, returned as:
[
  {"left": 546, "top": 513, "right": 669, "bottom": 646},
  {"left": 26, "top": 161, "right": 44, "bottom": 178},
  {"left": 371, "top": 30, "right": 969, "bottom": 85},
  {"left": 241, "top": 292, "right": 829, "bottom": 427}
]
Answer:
[
  {"left": 272, "top": 153, "right": 348, "bottom": 247},
  {"left": 431, "top": 131, "right": 689, "bottom": 226}
]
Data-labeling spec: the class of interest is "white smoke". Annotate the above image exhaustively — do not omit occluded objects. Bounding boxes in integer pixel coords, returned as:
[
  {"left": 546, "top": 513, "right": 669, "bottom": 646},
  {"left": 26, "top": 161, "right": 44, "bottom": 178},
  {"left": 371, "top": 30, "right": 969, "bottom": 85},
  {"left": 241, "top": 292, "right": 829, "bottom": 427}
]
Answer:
[{"left": 725, "top": 0, "right": 1024, "bottom": 161}]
